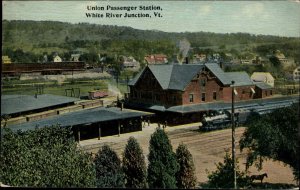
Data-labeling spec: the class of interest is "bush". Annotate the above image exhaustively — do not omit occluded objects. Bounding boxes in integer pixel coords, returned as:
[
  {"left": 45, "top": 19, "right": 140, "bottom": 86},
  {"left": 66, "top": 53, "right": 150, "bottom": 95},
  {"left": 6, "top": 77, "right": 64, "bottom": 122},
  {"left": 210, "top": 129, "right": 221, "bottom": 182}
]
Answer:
[
  {"left": 147, "top": 128, "right": 179, "bottom": 188},
  {"left": 0, "top": 125, "right": 96, "bottom": 187},
  {"left": 94, "top": 145, "right": 125, "bottom": 188}
]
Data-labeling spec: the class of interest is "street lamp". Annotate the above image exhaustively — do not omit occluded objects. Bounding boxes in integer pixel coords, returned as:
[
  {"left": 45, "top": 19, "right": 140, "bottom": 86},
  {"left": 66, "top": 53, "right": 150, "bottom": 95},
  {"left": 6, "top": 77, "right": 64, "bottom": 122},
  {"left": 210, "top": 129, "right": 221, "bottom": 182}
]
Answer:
[{"left": 231, "top": 80, "right": 237, "bottom": 189}]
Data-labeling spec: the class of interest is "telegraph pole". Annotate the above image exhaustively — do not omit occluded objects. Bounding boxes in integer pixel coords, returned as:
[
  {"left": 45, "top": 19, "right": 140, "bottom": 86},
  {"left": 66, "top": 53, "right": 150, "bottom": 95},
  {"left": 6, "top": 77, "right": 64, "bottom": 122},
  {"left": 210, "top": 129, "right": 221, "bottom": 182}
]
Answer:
[{"left": 231, "top": 80, "right": 237, "bottom": 189}]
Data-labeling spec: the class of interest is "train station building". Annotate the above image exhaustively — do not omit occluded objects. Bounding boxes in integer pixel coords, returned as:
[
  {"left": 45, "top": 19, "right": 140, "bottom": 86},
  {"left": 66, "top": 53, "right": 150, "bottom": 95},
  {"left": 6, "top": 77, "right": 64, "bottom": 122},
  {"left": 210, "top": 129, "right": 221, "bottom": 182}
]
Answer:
[
  {"left": 124, "top": 63, "right": 296, "bottom": 124},
  {"left": 1, "top": 94, "right": 153, "bottom": 140}
]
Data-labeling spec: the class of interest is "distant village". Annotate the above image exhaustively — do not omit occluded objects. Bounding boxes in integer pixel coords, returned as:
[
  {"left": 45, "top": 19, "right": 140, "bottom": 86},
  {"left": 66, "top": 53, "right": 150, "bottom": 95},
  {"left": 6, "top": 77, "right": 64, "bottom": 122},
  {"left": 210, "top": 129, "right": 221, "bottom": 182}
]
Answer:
[{"left": 2, "top": 46, "right": 300, "bottom": 81}]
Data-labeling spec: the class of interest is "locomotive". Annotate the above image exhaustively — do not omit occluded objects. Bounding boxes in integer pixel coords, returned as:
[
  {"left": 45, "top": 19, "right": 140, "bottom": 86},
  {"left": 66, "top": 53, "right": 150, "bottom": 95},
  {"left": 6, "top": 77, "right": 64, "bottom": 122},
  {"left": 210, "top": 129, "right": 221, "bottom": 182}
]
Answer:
[
  {"left": 199, "top": 98, "right": 298, "bottom": 132},
  {"left": 200, "top": 109, "right": 252, "bottom": 131}
]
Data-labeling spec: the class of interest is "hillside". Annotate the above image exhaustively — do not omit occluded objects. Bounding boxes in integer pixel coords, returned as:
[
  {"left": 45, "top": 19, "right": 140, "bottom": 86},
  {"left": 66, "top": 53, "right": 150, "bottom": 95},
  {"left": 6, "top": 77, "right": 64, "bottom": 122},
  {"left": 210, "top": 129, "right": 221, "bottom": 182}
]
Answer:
[
  {"left": 2, "top": 20, "right": 300, "bottom": 64},
  {"left": 3, "top": 20, "right": 299, "bottom": 49}
]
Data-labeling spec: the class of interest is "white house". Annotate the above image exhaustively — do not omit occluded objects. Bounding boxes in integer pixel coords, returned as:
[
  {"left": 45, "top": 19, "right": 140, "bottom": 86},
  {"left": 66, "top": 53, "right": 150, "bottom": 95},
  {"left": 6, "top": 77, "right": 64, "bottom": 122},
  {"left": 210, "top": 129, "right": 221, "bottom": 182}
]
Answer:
[
  {"left": 122, "top": 56, "right": 140, "bottom": 70},
  {"left": 293, "top": 66, "right": 300, "bottom": 82},
  {"left": 251, "top": 72, "right": 275, "bottom": 87},
  {"left": 53, "top": 55, "right": 62, "bottom": 62},
  {"left": 71, "top": 54, "right": 80, "bottom": 62}
]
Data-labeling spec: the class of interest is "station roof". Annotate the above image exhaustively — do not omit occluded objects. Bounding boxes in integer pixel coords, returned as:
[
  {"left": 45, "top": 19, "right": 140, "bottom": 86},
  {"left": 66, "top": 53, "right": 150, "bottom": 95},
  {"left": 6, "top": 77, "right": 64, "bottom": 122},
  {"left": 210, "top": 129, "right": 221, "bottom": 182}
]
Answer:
[
  {"left": 1, "top": 94, "right": 80, "bottom": 116},
  {"left": 7, "top": 107, "right": 154, "bottom": 132},
  {"left": 126, "top": 95, "right": 299, "bottom": 114},
  {"left": 129, "top": 64, "right": 205, "bottom": 91},
  {"left": 254, "top": 82, "right": 273, "bottom": 89},
  {"left": 226, "top": 72, "right": 254, "bottom": 86},
  {"left": 167, "top": 95, "right": 299, "bottom": 114},
  {"left": 128, "top": 63, "right": 254, "bottom": 90}
]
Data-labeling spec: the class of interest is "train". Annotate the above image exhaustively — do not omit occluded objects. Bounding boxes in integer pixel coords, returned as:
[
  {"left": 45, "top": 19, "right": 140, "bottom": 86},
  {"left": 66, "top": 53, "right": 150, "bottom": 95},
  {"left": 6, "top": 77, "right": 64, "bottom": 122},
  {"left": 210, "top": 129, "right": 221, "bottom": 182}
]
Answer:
[
  {"left": 200, "top": 109, "right": 251, "bottom": 131},
  {"left": 2, "top": 62, "right": 86, "bottom": 77},
  {"left": 200, "top": 98, "right": 298, "bottom": 131}
]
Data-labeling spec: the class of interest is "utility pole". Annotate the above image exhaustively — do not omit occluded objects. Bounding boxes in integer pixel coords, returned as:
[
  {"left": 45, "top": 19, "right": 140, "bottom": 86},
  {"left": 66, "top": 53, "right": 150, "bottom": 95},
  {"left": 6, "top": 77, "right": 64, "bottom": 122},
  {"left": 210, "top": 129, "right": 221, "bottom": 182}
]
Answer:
[{"left": 231, "top": 80, "right": 237, "bottom": 189}]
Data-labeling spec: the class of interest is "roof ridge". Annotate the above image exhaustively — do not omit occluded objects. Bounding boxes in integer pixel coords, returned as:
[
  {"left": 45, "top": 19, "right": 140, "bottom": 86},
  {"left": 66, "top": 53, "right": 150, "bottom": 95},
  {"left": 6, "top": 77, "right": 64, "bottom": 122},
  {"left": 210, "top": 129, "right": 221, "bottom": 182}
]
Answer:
[{"left": 167, "top": 64, "right": 175, "bottom": 89}]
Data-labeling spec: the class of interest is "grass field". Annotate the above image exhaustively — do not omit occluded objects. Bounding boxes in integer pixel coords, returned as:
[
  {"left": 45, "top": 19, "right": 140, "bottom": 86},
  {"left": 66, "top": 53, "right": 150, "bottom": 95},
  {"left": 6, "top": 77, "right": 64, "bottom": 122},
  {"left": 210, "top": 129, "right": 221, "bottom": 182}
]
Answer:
[
  {"left": 1, "top": 76, "right": 130, "bottom": 98},
  {"left": 2, "top": 79, "right": 108, "bottom": 97}
]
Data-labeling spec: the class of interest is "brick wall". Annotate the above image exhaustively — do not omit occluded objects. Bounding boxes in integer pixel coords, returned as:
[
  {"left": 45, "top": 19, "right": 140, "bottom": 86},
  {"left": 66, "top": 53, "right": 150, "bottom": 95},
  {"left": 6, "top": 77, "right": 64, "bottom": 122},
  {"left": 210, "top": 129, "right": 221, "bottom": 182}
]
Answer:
[
  {"left": 129, "top": 67, "right": 267, "bottom": 107},
  {"left": 129, "top": 68, "right": 180, "bottom": 106},
  {"left": 182, "top": 72, "right": 223, "bottom": 104},
  {"left": 254, "top": 87, "right": 273, "bottom": 99},
  {"left": 223, "top": 85, "right": 256, "bottom": 102}
]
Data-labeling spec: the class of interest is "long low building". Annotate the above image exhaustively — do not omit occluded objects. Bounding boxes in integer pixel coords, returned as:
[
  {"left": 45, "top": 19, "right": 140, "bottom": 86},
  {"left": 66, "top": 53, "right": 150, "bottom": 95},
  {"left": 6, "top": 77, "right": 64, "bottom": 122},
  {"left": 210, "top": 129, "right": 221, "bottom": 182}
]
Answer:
[
  {"left": 1, "top": 94, "right": 80, "bottom": 117},
  {"left": 6, "top": 107, "right": 154, "bottom": 141},
  {"left": 126, "top": 95, "right": 299, "bottom": 125}
]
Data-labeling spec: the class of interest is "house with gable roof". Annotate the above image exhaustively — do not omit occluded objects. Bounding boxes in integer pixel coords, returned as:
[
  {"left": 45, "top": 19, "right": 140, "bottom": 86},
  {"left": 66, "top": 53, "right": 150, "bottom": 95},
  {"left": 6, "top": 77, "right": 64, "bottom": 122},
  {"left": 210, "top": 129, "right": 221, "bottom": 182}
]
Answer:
[
  {"left": 124, "top": 62, "right": 277, "bottom": 124},
  {"left": 251, "top": 72, "right": 275, "bottom": 87},
  {"left": 127, "top": 63, "right": 257, "bottom": 107}
]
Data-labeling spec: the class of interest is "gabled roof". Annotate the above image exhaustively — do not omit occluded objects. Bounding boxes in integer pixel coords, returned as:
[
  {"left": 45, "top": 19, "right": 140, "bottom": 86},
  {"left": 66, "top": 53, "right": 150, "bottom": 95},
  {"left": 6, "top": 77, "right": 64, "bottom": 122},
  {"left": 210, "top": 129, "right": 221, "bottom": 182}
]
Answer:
[
  {"left": 205, "top": 63, "right": 231, "bottom": 85},
  {"left": 129, "top": 64, "right": 205, "bottom": 91},
  {"left": 128, "top": 67, "right": 146, "bottom": 86},
  {"left": 128, "top": 63, "right": 253, "bottom": 90},
  {"left": 149, "top": 64, "right": 174, "bottom": 89},
  {"left": 168, "top": 64, "right": 204, "bottom": 90},
  {"left": 226, "top": 72, "right": 254, "bottom": 86}
]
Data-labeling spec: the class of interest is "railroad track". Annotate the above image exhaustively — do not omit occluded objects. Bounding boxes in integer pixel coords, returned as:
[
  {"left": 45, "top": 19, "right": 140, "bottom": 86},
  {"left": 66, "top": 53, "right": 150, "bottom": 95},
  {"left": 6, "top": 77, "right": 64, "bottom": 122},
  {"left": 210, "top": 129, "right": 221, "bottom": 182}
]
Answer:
[{"left": 82, "top": 126, "right": 246, "bottom": 158}]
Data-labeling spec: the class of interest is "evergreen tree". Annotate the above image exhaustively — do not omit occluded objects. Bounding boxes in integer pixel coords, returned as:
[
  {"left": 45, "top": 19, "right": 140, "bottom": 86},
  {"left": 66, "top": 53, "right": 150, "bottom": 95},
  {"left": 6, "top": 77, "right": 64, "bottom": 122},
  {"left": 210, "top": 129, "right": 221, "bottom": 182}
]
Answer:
[
  {"left": 122, "top": 137, "right": 147, "bottom": 188},
  {"left": 176, "top": 143, "right": 197, "bottom": 189},
  {"left": 147, "top": 128, "right": 179, "bottom": 188},
  {"left": 94, "top": 145, "right": 125, "bottom": 188}
]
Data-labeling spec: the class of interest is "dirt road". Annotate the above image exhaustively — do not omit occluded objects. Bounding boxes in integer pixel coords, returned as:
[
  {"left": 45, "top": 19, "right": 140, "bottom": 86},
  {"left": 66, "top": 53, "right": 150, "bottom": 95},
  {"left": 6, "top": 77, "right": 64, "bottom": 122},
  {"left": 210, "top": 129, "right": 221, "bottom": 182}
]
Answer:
[{"left": 79, "top": 122, "right": 296, "bottom": 185}]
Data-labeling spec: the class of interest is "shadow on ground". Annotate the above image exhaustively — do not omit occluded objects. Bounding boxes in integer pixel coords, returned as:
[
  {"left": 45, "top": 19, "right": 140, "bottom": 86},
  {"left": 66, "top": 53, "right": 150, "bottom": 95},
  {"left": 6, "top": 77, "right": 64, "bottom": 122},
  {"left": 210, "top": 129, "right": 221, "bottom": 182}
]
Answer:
[{"left": 198, "top": 182, "right": 298, "bottom": 189}]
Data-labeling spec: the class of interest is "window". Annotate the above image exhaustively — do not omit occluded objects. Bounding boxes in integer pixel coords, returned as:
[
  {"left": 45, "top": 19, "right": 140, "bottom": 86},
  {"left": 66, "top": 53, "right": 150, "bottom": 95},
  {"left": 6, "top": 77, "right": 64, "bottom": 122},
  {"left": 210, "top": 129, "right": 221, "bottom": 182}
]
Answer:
[
  {"left": 213, "top": 92, "right": 217, "bottom": 100},
  {"left": 189, "top": 94, "right": 194, "bottom": 103},
  {"left": 202, "top": 93, "right": 206, "bottom": 102},
  {"left": 265, "top": 91, "right": 268, "bottom": 96},
  {"left": 242, "top": 89, "right": 246, "bottom": 94},
  {"left": 201, "top": 79, "right": 206, "bottom": 87},
  {"left": 270, "top": 90, "right": 273, "bottom": 95}
]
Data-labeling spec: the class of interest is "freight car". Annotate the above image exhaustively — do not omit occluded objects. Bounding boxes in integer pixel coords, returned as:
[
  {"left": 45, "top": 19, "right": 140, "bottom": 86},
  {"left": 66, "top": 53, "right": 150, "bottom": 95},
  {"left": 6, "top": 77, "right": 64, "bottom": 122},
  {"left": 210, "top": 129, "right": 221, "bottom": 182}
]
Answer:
[{"left": 2, "top": 62, "right": 86, "bottom": 77}]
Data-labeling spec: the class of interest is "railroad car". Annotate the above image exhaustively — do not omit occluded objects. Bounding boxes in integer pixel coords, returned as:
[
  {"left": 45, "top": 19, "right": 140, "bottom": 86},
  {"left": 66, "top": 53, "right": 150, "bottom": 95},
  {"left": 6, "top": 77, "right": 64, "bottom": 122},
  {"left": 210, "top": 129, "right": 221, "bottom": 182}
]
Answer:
[{"left": 2, "top": 62, "right": 86, "bottom": 77}]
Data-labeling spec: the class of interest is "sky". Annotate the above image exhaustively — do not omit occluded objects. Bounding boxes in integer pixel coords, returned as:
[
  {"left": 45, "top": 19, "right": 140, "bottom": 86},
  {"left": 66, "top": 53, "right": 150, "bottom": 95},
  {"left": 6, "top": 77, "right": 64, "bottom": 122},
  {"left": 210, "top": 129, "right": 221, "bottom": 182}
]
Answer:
[{"left": 2, "top": 1, "right": 300, "bottom": 37}]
